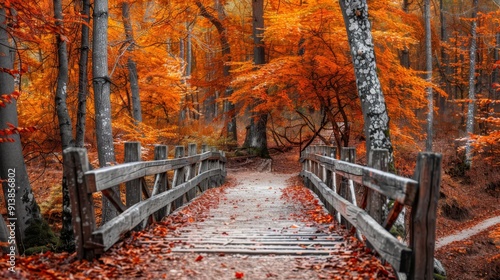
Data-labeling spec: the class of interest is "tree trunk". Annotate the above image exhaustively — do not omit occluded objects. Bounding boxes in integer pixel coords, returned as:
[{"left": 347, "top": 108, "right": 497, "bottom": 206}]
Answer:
[
  {"left": 75, "top": 0, "right": 90, "bottom": 148},
  {"left": 93, "top": 0, "right": 118, "bottom": 223},
  {"left": 54, "top": 0, "right": 75, "bottom": 251},
  {"left": 0, "top": 7, "right": 47, "bottom": 254},
  {"left": 399, "top": 0, "right": 410, "bottom": 68},
  {"left": 122, "top": 1, "right": 142, "bottom": 124},
  {"left": 492, "top": 32, "right": 499, "bottom": 99},
  {"left": 243, "top": 0, "right": 269, "bottom": 158},
  {"left": 196, "top": 0, "right": 236, "bottom": 140},
  {"left": 465, "top": 0, "right": 479, "bottom": 166},
  {"left": 439, "top": 0, "right": 451, "bottom": 111},
  {"left": 338, "top": 0, "right": 393, "bottom": 160},
  {"left": 425, "top": 0, "right": 433, "bottom": 151}
]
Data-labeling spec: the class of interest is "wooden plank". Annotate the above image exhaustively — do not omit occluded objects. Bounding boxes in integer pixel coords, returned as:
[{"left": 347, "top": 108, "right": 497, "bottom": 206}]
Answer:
[
  {"left": 340, "top": 148, "right": 356, "bottom": 229},
  {"left": 301, "top": 170, "right": 412, "bottom": 273},
  {"left": 186, "top": 143, "right": 197, "bottom": 201},
  {"left": 63, "top": 148, "right": 96, "bottom": 260},
  {"left": 92, "top": 169, "right": 223, "bottom": 250},
  {"left": 101, "top": 188, "right": 127, "bottom": 213},
  {"left": 367, "top": 149, "right": 388, "bottom": 224},
  {"left": 170, "top": 248, "right": 341, "bottom": 255},
  {"left": 85, "top": 151, "right": 223, "bottom": 192},
  {"left": 198, "top": 144, "right": 209, "bottom": 192},
  {"left": 172, "top": 146, "right": 186, "bottom": 210},
  {"left": 153, "top": 145, "right": 169, "bottom": 221},
  {"left": 409, "top": 153, "right": 442, "bottom": 280},
  {"left": 124, "top": 142, "right": 141, "bottom": 208}
]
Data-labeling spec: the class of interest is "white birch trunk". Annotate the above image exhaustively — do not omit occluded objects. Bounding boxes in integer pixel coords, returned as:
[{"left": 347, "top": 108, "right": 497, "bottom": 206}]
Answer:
[{"left": 465, "top": 0, "right": 479, "bottom": 166}]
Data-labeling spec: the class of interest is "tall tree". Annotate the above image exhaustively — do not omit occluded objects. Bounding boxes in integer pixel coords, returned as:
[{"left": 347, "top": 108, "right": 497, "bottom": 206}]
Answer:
[
  {"left": 465, "top": 0, "right": 479, "bottom": 166},
  {"left": 0, "top": 7, "right": 47, "bottom": 253},
  {"left": 243, "top": 0, "right": 269, "bottom": 158},
  {"left": 93, "top": 0, "right": 117, "bottom": 222},
  {"left": 338, "top": 0, "right": 393, "bottom": 159},
  {"left": 53, "top": 0, "right": 75, "bottom": 250},
  {"left": 122, "top": 0, "right": 142, "bottom": 124},
  {"left": 75, "top": 0, "right": 91, "bottom": 148},
  {"left": 196, "top": 0, "right": 237, "bottom": 141},
  {"left": 425, "top": 0, "right": 433, "bottom": 151}
]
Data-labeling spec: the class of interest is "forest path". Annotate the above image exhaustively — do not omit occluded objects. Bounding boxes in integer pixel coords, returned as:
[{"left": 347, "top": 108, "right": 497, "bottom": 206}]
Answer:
[
  {"left": 435, "top": 215, "right": 500, "bottom": 249},
  {"left": 166, "top": 171, "right": 343, "bottom": 255}
]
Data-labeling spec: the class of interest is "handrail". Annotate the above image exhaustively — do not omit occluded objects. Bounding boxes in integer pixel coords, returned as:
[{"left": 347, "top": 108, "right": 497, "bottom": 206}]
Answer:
[
  {"left": 63, "top": 142, "right": 227, "bottom": 260},
  {"left": 300, "top": 145, "right": 441, "bottom": 280}
]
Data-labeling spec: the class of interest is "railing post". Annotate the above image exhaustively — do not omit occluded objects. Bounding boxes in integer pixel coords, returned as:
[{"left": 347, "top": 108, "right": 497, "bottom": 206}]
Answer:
[
  {"left": 186, "top": 143, "right": 197, "bottom": 201},
  {"left": 324, "top": 146, "right": 336, "bottom": 215},
  {"left": 125, "top": 142, "right": 141, "bottom": 207},
  {"left": 63, "top": 148, "right": 96, "bottom": 260},
  {"left": 367, "top": 149, "right": 388, "bottom": 224},
  {"left": 199, "top": 144, "right": 209, "bottom": 191},
  {"left": 172, "top": 146, "right": 186, "bottom": 210},
  {"left": 340, "top": 147, "right": 356, "bottom": 228},
  {"left": 153, "top": 145, "right": 169, "bottom": 220},
  {"left": 410, "top": 153, "right": 442, "bottom": 280}
]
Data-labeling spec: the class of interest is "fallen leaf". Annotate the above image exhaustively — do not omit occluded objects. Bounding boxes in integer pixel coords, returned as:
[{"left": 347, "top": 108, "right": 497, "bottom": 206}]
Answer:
[
  {"left": 235, "top": 271, "right": 244, "bottom": 279},
  {"left": 195, "top": 255, "right": 203, "bottom": 262}
]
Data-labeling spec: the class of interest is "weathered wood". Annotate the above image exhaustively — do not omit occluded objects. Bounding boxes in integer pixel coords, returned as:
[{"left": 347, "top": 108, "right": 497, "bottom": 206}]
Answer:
[
  {"left": 85, "top": 151, "right": 223, "bottom": 192},
  {"left": 198, "top": 145, "right": 209, "bottom": 191},
  {"left": 340, "top": 147, "right": 356, "bottom": 229},
  {"left": 153, "top": 145, "right": 169, "bottom": 220},
  {"left": 383, "top": 201, "right": 404, "bottom": 231},
  {"left": 101, "top": 187, "right": 127, "bottom": 213},
  {"left": 172, "top": 146, "right": 186, "bottom": 210},
  {"left": 301, "top": 170, "right": 411, "bottom": 272},
  {"left": 92, "top": 169, "right": 223, "bottom": 250},
  {"left": 367, "top": 149, "right": 388, "bottom": 224},
  {"left": 125, "top": 142, "right": 141, "bottom": 208},
  {"left": 186, "top": 143, "right": 197, "bottom": 201},
  {"left": 63, "top": 148, "right": 96, "bottom": 260},
  {"left": 410, "top": 153, "right": 442, "bottom": 280},
  {"left": 301, "top": 153, "right": 418, "bottom": 205}
]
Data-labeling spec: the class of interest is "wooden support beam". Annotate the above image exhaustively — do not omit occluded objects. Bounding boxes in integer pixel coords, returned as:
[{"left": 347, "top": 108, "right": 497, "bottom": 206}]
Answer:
[
  {"left": 409, "top": 153, "right": 442, "bottom": 280},
  {"left": 125, "top": 142, "right": 141, "bottom": 208},
  {"left": 101, "top": 188, "right": 127, "bottom": 214},
  {"left": 367, "top": 149, "right": 388, "bottom": 225},
  {"left": 172, "top": 146, "right": 186, "bottom": 210},
  {"left": 153, "top": 145, "right": 169, "bottom": 221},
  {"left": 186, "top": 143, "right": 198, "bottom": 201},
  {"left": 340, "top": 147, "right": 356, "bottom": 229},
  {"left": 63, "top": 148, "right": 96, "bottom": 260}
]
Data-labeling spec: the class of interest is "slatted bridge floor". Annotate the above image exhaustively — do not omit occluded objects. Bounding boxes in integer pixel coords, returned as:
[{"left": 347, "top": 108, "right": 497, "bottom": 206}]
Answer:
[{"left": 165, "top": 172, "right": 345, "bottom": 256}]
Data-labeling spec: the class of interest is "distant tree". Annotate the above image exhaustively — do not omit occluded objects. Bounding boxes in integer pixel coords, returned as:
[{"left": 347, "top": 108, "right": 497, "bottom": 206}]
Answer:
[
  {"left": 93, "top": 0, "right": 118, "bottom": 222},
  {"left": 424, "top": 0, "right": 433, "bottom": 151},
  {"left": 242, "top": 0, "right": 269, "bottom": 158},
  {"left": 122, "top": 0, "right": 142, "bottom": 124},
  {"left": 75, "top": 0, "right": 90, "bottom": 148},
  {"left": 465, "top": 0, "right": 479, "bottom": 166},
  {"left": 53, "top": 0, "right": 75, "bottom": 251}
]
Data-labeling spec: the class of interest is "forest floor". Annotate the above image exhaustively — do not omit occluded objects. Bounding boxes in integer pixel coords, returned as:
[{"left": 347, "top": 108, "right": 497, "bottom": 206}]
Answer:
[{"left": 1, "top": 146, "right": 499, "bottom": 279}]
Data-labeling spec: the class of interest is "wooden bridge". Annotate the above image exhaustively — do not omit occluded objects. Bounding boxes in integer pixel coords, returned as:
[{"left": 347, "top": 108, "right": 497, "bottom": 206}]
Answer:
[{"left": 64, "top": 143, "right": 441, "bottom": 280}]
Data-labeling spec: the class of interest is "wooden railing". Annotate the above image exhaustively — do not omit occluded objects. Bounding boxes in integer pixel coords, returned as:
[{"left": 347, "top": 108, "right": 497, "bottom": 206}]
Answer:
[
  {"left": 300, "top": 145, "right": 441, "bottom": 280},
  {"left": 63, "top": 142, "right": 226, "bottom": 260}
]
